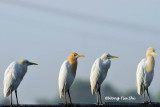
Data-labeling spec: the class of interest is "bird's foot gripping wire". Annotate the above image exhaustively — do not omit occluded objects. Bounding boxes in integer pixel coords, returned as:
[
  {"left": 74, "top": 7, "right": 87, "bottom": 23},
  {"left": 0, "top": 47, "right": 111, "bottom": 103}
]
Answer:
[
  {"left": 9, "top": 104, "right": 13, "bottom": 106},
  {"left": 99, "top": 99, "right": 103, "bottom": 105},
  {"left": 143, "top": 101, "right": 147, "bottom": 104},
  {"left": 148, "top": 101, "right": 153, "bottom": 105},
  {"left": 64, "top": 102, "right": 67, "bottom": 106},
  {"left": 63, "top": 102, "right": 73, "bottom": 106},
  {"left": 16, "top": 104, "right": 21, "bottom": 107},
  {"left": 143, "top": 101, "right": 153, "bottom": 105},
  {"left": 67, "top": 103, "right": 73, "bottom": 105},
  {"left": 58, "top": 102, "right": 68, "bottom": 106},
  {"left": 17, "top": 104, "right": 23, "bottom": 106},
  {"left": 96, "top": 103, "right": 104, "bottom": 106},
  {"left": 9, "top": 104, "right": 21, "bottom": 107},
  {"left": 96, "top": 101, "right": 103, "bottom": 105},
  {"left": 99, "top": 103, "right": 104, "bottom": 106},
  {"left": 59, "top": 103, "right": 66, "bottom": 106},
  {"left": 96, "top": 98, "right": 99, "bottom": 105},
  {"left": 96, "top": 101, "right": 99, "bottom": 105}
]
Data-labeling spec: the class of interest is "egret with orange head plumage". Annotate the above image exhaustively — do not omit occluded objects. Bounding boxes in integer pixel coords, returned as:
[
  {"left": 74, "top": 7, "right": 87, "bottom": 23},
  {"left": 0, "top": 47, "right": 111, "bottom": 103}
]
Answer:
[{"left": 58, "top": 52, "right": 84, "bottom": 105}]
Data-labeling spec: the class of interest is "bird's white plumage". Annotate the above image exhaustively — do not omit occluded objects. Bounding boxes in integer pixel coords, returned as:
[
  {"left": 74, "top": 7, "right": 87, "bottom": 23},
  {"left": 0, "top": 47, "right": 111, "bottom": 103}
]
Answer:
[
  {"left": 136, "top": 58, "right": 154, "bottom": 95},
  {"left": 58, "top": 60, "right": 75, "bottom": 98},
  {"left": 4, "top": 61, "right": 27, "bottom": 97},
  {"left": 90, "top": 54, "right": 111, "bottom": 94}
]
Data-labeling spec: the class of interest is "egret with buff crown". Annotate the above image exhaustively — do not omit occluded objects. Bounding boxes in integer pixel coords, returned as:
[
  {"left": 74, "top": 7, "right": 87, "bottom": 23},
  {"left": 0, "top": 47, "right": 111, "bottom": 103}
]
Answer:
[
  {"left": 58, "top": 52, "right": 84, "bottom": 105},
  {"left": 136, "top": 47, "right": 157, "bottom": 104}
]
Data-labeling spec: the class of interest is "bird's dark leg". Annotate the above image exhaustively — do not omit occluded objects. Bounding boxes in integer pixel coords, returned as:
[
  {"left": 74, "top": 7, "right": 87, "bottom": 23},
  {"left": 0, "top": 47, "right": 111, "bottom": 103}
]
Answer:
[
  {"left": 64, "top": 86, "right": 67, "bottom": 105},
  {"left": 96, "top": 85, "right": 99, "bottom": 105},
  {"left": 146, "top": 88, "right": 152, "bottom": 104},
  {"left": 10, "top": 90, "right": 12, "bottom": 105},
  {"left": 68, "top": 89, "right": 72, "bottom": 104},
  {"left": 98, "top": 87, "right": 103, "bottom": 105},
  {"left": 143, "top": 86, "right": 146, "bottom": 103},
  {"left": 97, "top": 92, "right": 99, "bottom": 105},
  {"left": 15, "top": 90, "right": 19, "bottom": 105}
]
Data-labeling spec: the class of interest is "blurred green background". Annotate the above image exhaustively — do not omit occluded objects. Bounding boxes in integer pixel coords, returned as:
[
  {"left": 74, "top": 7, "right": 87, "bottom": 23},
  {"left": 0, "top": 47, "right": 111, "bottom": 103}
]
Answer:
[{"left": 2, "top": 79, "right": 160, "bottom": 104}]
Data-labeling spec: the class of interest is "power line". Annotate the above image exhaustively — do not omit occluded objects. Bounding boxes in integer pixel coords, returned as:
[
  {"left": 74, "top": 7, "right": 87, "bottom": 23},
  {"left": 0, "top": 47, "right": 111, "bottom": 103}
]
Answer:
[{"left": 1, "top": 0, "right": 160, "bottom": 35}]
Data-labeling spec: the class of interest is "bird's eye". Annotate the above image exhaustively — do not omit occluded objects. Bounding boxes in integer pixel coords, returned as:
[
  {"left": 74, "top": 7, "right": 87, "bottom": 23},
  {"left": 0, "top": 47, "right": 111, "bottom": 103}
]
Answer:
[{"left": 74, "top": 54, "right": 77, "bottom": 56}]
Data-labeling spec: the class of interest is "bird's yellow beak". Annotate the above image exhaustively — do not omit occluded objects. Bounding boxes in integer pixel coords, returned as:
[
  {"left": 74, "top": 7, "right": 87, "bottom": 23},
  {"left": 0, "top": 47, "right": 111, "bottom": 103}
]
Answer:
[
  {"left": 77, "top": 55, "right": 85, "bottom": 57},
  {"left": 111, "top": 56, "right": 119, "bottom": 58},
  {"left": 153, "top": 52, "right": 158, "bottom": 56},
  {"left": 29, "top": 62, "right": 38, "bottom": 65}
]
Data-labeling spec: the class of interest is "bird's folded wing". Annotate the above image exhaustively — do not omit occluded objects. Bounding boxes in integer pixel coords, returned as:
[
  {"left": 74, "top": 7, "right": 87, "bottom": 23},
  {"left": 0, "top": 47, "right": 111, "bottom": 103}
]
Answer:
[
  {"left": 3, "top": 62, "right": 17, "bottom": 97},
  {"left": 136, "top": 59, "right": 146, "bottom": 95},
  {"left": 90, "top": 58, "right": 102, "bottom": 94}
]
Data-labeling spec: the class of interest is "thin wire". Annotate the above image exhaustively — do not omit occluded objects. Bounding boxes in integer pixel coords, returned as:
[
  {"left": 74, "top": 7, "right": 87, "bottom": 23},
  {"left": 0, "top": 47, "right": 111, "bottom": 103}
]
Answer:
[{"left": 1, "top": 0, "right": 160, "bottom": 35}]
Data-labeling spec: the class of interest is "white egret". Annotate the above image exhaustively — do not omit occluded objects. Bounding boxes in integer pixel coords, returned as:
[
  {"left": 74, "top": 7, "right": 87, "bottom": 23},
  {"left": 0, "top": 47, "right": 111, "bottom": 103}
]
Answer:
[
  {"left": 90, "top": 53, "right": 118, "bottom": 105},
  {"left": 58, "top": 52, "right": 84, "bottom": 105},
  {"left": 3, "top": 59, "right": 38, "bottom": 105},
  {"left": 136, "top": 47, "right": 157, "bottom": 104}
]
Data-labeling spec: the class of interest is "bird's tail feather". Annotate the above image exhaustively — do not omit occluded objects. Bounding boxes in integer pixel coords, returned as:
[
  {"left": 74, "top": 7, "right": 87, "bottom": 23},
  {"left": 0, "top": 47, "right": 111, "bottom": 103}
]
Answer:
[
  {"left": 59, "top": 85, "right": 65, "bottom": 99},
  {"left": 91, "top": 87, "right": 96, "bottom": 94},
  {"left": 137, "top": 85, "right": 143, "bottom": 95},
  {"left": 91, "top": 84, "right": 98, "bottom": 95},
  {"left": 4, "top": 89, "right": 10, "bottom": 97},
  {"left": 60, "top": 91, "right": 64, "bottom": 99}
]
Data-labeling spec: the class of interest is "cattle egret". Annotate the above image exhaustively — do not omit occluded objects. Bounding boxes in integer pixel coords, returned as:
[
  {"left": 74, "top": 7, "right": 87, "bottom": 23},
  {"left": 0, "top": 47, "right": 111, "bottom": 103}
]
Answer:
[
  {"left": 58, "top": 52, "right": 84, "bottom": 105},
  {"left": 90, "top": 53, "right": 118, "bottom": 105},
  {"left": 3, "top": 59, "right": 38, "bottom": 105},
  {"left": 136, "top": 47, "right": 157, "bottom": 104}
]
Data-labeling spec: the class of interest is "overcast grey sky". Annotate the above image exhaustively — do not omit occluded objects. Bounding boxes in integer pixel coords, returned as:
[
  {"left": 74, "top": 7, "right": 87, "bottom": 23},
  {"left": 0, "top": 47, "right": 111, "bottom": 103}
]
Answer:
[{"left": 0, "top": 0, "right": 160, "bottom": 104}]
